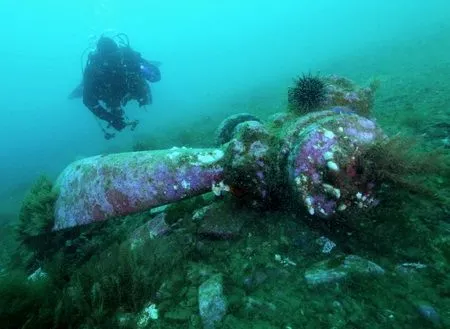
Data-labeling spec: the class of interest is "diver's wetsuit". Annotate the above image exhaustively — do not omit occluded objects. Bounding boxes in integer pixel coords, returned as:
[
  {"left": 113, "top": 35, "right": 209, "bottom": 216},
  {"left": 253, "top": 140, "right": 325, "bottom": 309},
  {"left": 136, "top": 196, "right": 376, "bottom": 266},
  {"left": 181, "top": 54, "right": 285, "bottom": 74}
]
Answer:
[{"left": 83, "top": 46, "right": 161, "bottom": 131}]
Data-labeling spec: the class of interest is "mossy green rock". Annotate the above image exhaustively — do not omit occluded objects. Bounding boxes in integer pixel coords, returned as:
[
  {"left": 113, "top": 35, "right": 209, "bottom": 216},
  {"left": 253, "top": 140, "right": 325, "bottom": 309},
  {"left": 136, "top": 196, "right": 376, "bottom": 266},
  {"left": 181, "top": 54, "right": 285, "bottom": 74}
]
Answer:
[
  {"left": 18, "top": 176, "right": 56, "bottom": 239},
  {"left": 304, "top": 255, "right": 385, "bottom": 286},
  {"left": 199, "top": 274, "right": 227, "bottom": 329}
]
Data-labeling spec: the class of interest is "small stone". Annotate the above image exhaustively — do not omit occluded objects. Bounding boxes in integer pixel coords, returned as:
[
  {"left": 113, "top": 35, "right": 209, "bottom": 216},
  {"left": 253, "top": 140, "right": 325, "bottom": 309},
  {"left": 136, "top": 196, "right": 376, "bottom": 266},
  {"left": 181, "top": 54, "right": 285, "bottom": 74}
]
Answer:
[
  {"left": 322, "top": 184, "right": 341, "bottom": 199},
  {"left": 417, "top": 304, "right": 441, "bottom": 326},
  {"left": 211, "top": 181, "right": 230, "bottom": 196},
  {"left": 304, "top": 255, "right": 384, "bottom": 286},
  {"left": 244, "top": 296, "right": 277, "bottom": 314},
  {"left": 198, "top": 205, "right": 244, "bottom": 240},
  {"left": 324, "top": 130, "right": 335, "bottom": 139},
  {"left": 137, "top": 303, "right": 158, "bottom": 328},
  {"left": 316, "top": 236, "right": 336, "bottom": 253},
  {"left": 198, "top": 274, "right": 227, "bottom": 329},
  {"left": 274, "top": 254, "right": 297, "bottom": 267},
  {"left": 327, "top": 161, "right": 339, "bottom": 171},
  {"left": 192, "top": 204, "right": 214, "bottom": 221},
  {"left": 147, "top": 213, "right": 171, "bottom": 237},
  {"left": 28, "top": 268, "right": 47, "bottom": 281},
  {"left": 150, "top": 205, "right": 169, "bottom": 214},
  {"left": 337, "top": 204, "right": 347, "bottom": 211},
  {"left": 130, "top": 212, "right": 171, "bottom": 250},
  {"left": 323, "top": 151, "right": 334, "bottom": 160},
  {"left": 395, "top": 262, "right": 427, "bottom": 276}
]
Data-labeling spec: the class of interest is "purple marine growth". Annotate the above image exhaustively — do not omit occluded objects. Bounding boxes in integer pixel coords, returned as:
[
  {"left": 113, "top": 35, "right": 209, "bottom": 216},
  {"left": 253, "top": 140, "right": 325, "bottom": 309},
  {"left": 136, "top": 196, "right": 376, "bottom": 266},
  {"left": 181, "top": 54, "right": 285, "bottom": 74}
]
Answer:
[{"left": 53, "top": 74, "right": 384, "bottom": 231}]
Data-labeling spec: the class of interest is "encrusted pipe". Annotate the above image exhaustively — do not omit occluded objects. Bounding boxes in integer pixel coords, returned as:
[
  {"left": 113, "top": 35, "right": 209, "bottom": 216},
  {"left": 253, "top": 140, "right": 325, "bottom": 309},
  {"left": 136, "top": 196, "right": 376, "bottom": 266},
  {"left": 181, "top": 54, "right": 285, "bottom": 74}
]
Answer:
[
  {"left": 53, "top": 148, "right": 225, "bottom": 230},
  {"left": 283, "top": 109, "right": 385, "bottom": 217}
]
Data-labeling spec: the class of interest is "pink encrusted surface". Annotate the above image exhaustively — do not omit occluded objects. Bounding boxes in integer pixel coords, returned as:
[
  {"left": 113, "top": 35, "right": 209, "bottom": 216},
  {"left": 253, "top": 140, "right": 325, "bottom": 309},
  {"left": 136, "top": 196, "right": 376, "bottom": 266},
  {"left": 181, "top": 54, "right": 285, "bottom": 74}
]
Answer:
[
  {"left": 53, "top": 148, "right": 224, "bottom": 230},
  {"left": 287, "top": 110, "right": 384, "bottom": 216}
]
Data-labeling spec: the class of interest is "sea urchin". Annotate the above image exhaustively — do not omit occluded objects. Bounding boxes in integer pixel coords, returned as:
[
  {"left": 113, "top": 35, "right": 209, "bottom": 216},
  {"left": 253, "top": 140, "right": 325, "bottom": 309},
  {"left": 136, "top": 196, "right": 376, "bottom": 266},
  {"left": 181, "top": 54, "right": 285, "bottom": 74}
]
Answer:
[{"left": 288, "top": 73, "right": 327, "bottom": 113}]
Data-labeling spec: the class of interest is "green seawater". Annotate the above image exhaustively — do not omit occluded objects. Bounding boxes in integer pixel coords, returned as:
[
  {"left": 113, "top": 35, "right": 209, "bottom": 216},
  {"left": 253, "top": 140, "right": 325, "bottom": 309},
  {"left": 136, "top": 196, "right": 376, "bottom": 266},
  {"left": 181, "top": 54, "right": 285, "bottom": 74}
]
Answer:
[{"left": 0, "top": 1, "right": 449, "bottom": 328}]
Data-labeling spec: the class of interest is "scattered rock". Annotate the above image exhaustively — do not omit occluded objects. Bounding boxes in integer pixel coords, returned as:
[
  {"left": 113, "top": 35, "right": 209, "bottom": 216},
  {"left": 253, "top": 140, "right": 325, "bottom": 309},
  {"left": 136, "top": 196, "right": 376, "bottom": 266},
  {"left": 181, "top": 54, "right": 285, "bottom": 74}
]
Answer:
[
  {"left": 244, "top": 296, "right": 277, "bottom": 314},
  {"left": 130, "top": 212, "right": 171, "bottom": 249},
  {"left": 150, "top": 204, "right": 169, "bottom": 215},
  {"left": 316, "top": 236, "right": 337, "bottom": 254},
  {"left": 274, "top": 254, "right": 297, "bottom": 267},
  {"left": 136, "top": 302, "right": 158, "bottom": 328},
  {"left": 395, "top": 262, "right": 427, "bottom": 276},
  {"left": 28, "top": 268, "right": 47, "bottom": 281},
  {"left": 416, "top": 303, "right": 441, "bottom": 327},
  {"left": 304, "top": 255, "right": 385, "bottom": 286},
  {"left": 147, "top": 212, "right": 171, "bottom": 236},
  {"left": 211, "top": 181, "right": 231, "bottom": 197},
  {"left": 193, "top": 204, "right": 215, "bottom": 221},
  {"left": 199, "top": 216, "right": 243, "bottom": 240},
  {"left": 198, "top": 274, "right": 227, "bottom": 329},
  {"left": 197, "top": 204, "right": 244, "bottom": 240}
]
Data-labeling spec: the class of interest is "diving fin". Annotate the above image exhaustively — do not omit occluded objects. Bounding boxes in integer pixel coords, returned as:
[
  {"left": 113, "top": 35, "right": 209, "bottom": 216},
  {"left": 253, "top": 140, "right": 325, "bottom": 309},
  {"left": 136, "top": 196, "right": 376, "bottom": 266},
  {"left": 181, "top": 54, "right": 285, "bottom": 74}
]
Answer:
[
  {"left": 68, "top": 82, "right": 84, "bottom": 99},
  {"left": 148, "top": 60, "right": 162, "bottom": 67}
]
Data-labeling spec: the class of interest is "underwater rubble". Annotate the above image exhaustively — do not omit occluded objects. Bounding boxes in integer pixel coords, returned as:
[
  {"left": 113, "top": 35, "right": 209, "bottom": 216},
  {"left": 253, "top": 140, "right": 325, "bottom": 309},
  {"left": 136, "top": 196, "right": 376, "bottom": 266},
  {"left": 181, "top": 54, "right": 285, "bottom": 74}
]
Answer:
[{"left": 0, "top": 74, "right": 449, "bottom": 329}]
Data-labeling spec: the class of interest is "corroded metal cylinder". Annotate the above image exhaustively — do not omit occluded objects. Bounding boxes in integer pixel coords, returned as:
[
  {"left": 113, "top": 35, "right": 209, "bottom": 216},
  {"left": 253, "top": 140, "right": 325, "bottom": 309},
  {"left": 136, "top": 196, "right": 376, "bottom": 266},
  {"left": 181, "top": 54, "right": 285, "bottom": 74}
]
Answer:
[
  {"left": 52, "top": 75, "right": 385, "bottom": 230},
  {"left": 53, "top": 148, "right": 224, "bottom": 230},
  {"left": 283, "top": 109, "right": 384, "bottom": 216}
]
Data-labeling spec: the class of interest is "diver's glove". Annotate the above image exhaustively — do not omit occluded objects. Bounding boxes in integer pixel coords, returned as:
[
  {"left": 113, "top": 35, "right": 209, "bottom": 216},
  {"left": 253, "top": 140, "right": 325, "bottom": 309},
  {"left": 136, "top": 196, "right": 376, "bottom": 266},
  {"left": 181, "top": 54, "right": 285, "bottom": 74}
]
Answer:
[
  {"left": 107, "top": 107, "right": 127, "bottom": 131},
  {"left": 90, "top": 104, "right": 126, "bottom": 131},
  {"left": 128, "top": 120, "right": 139, "bottom": 131},
  {"left": 109, "top": 116, "right": 127, "bottom": 131},
  {"left": 104, "top": 132, "right": 116, "bottom": 140}
]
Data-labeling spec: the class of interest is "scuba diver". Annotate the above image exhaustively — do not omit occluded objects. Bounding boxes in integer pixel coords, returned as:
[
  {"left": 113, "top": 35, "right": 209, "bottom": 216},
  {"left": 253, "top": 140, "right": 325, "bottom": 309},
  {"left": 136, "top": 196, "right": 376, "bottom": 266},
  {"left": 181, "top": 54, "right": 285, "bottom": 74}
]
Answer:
[{"left": 69, "top": 34, "right": 161, "bottom": 139}]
